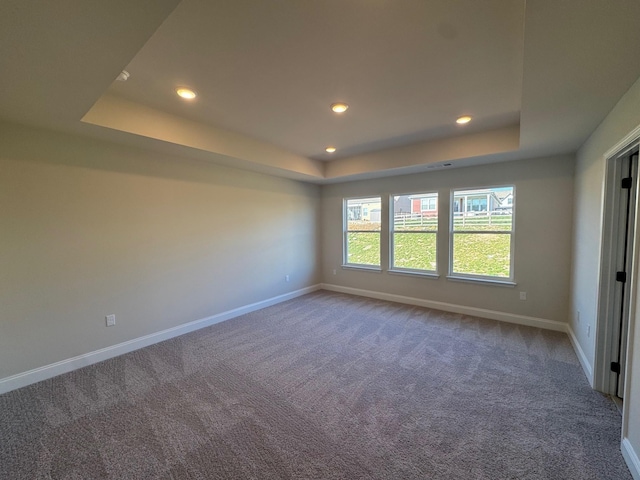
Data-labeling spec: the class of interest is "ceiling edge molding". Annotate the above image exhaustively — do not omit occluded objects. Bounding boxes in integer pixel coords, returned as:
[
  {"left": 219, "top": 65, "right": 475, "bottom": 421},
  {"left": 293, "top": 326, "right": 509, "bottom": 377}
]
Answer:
[
  {"left": 82, "top": 94, "right": 325, "bottom": 180},
  {"left": 324, "top": 125, "right": 521, "bottom": 180}
]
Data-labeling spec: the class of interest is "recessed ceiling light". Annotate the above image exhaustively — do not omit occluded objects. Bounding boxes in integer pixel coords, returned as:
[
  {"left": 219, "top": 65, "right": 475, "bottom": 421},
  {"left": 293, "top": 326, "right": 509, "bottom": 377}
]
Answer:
[
  {"left": 176, "top": 87, "right": 197, "bottom": 100},
  {"left": 456, "top": 115, "right": 472, "bottom": 124},
  {"left": 330, "top": 103, "right": 349, "bottom": 113},
  {"left": 325, "top": 146, "right": 337, "bottom": 153}
]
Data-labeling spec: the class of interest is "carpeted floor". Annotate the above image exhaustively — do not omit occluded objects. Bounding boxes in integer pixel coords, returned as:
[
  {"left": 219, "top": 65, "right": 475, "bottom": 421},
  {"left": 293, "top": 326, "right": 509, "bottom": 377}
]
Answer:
[{"left": 0, "top": 291, "right": 631, "bottom": 479}]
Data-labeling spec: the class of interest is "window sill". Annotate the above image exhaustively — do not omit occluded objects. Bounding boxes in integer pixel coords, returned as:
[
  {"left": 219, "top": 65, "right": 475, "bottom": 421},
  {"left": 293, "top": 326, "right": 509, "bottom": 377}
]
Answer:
[
  {"left": 446, "top": 275, "right": 516, "bottom": 287},
  {"left": 341, "top": 264, "right": 382, "bottom": 273},
  {"left": 388, "top": 269, "right": 439, "bottom": 279}
]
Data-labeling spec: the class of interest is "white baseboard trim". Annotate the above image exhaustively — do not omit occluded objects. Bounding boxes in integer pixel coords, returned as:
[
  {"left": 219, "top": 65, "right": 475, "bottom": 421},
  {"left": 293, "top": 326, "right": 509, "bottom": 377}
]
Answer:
[
  {"left": 567, "top": 326, "right": 594, "bottom": 386},
  {"left": 0, "top": 285, "right": 320, "bottom": 395},
  {"left": 320, "top": 283, "right": 568, "bottom": 332},
  {"left": 622, "top": 438, "right": 640, "bottom": 480}
]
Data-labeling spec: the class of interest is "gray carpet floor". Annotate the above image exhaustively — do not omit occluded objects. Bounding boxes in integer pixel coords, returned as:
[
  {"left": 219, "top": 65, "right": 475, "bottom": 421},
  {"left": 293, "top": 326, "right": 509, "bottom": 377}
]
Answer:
[{"left": 0, "top": 291, "right": 631, "bottom": 479}]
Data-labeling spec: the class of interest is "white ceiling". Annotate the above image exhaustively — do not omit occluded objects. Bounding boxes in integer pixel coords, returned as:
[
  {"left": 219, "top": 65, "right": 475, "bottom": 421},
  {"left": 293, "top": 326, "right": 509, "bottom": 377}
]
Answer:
[
  {"left": 107, "top": 0, "right": 524, "bottom": 161},
  {"left": 2, "top": 0, "right": 640, "bottom": 183}
]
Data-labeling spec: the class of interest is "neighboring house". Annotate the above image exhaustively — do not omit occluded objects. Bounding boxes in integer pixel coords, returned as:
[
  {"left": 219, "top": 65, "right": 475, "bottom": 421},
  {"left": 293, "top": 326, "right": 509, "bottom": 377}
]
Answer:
[
  {"left": 393, "top": 195, "right": 412, "bottom": 216},
  {"left": 452, "top": 188, "right": 510, "bottom": 215},
  {"left": 400, "top": 190, "right": 512, "bottom": 217},
  {"left": 347, "top": 198, "right": 382, "bottom": 222},
  {"left": 494, "top": 190, "right": 514, "bottom": 214},
  {"left": 408, "top": 193, "right": 438, "bottom": 217}
]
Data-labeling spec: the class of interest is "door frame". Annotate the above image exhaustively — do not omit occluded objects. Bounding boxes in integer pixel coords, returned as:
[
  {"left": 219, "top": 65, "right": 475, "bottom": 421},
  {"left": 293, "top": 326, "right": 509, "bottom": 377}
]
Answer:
[{"left": 595, "top": 125, "right": 640, "bottom": 396}]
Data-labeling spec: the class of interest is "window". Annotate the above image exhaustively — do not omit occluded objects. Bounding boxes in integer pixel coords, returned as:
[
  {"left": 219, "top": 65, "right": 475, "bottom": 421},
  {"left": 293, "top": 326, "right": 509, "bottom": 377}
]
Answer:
[
  {"left": 450, "top": 186, "right": 514, "bottom": 280},
  {"left": 391, "top": 193, "right": 437, "bottom": 273},
  {"left": 466, "top": 196, "right": 487, "bottom": 212},
  {"left": 421, "top": 197, "right": 437, "bottom": 211},
  {"left": 344, "top": 197, "right": 381, "bottom": 267}
]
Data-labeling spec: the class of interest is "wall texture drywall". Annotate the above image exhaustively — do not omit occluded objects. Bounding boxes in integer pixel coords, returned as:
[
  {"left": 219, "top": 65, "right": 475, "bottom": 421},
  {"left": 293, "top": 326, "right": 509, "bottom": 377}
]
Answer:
[
  {"left": 0, "top": 122, "right": 321, "bottom": 381},
  {"left": 321, "top": 155, "right": 575, "bottom": 324}
]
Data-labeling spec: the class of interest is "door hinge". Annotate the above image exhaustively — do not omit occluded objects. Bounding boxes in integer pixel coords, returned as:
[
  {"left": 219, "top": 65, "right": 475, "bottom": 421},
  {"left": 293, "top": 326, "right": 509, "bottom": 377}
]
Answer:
[
  {"left": 622, "top": 177, "right": 633, "bottom": 189},
  {"left": 616, "top": 271, "right": 627, "bottom": 283},
  {"left": 611, "top": 362, "right": 621, "bottom": 374}
]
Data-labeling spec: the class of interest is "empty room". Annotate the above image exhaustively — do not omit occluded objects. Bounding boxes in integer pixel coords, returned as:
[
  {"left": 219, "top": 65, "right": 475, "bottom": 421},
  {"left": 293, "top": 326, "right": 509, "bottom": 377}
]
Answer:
[{"left": 2, "top": 1, "right": 640, "bottom": 478}]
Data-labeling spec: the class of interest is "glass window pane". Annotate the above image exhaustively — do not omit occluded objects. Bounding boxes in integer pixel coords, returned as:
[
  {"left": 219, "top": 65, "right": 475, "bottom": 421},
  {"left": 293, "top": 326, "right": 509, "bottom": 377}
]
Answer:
[
  {"left": 347, "top": 198, "right": 381, "bottom": 231},
  {"left": 452, "top": 233, "right": 511, "bottom": 277},
  {"left": 393, "top": 194, "right": 437, "bottom": 231},
  {"left": 347, "top": 232, "right": 381, "bottom": 265},
  {"left": 393, "top": 232, "right": 437, "bottom": 270},
  {"left": 453, "top": 187, "right": 513, "bottom": 231}
]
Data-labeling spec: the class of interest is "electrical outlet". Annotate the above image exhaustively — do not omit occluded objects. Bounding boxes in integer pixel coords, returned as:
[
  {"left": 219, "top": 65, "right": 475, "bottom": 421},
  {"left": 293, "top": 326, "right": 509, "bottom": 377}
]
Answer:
[
  {"left": 105, "top": 314, "right": 116, "bottom": 327},
  {"left": 519, "top": 291, "right": 527, "bottom": 301},
  {"left": 333, "top": 269, "right": 337, "bottom": 275},
  {"left": 285, "top": 275, "right": 290, "bottom": 282},
  {"left": 576, "top": 311, "right": 580, "bottom": 324}
]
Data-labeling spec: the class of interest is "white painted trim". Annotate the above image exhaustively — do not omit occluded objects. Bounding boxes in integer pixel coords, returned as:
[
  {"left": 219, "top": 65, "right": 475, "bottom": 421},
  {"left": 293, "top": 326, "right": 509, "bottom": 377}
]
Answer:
[
  {"left": 594, "top": 131, "right": 640, "bottom": 395},
  {"left": 604, "top": 123, "right": 640, "bottom": 159},
  {"left": 622, "top": 438, "right": 640, "bottom": 480},
  {"left": 594, "top": 150, "right": 624, "bottom": 393},
  {"left": 319, "top": 283, "right": 568, "bottom": 332},
  {"left": 622, "top": 226, "right": 640, "bottom": 440},
  {"left": 0, "top": 285, "right": 321, "bottom": 395},
  {"left": 387, "top": 269, "right": 439, "bottom": 279},
  {"left": 446, "top": 275, "right": 516, "bottom": 287},
  {"left": 567, "top": 326, "right": 594, "bottom": 386}
]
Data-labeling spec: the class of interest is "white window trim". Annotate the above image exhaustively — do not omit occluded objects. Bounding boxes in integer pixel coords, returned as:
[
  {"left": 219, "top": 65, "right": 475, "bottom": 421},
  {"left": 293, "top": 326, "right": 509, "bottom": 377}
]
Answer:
[
  {"left": 446, "top": 275, "right": 516, "bottom": 287},
  {"left": 341, "top": 264, "right": 382, "bottom": 273},
  {"left": 389, "top": 269, "right": 440, "bottom": 279}
]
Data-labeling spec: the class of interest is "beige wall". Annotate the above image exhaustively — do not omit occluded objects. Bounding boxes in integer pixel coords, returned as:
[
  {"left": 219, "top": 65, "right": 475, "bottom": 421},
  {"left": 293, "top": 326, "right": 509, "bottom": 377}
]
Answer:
[
  {"left": 0, "top": 122, "right": 321, "bottom": 379},
  {"left": 321, "top": 155, "right": 575, "bottom": 323},
  {"left": 571, "top": 75, "right": 640, "bottom": 474}
]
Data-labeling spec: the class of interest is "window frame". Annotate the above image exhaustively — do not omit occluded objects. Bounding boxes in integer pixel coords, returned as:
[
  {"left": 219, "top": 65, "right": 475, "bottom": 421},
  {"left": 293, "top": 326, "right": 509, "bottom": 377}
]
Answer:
[
  {"left": 448, "top": 185, "right": 516, "bottom": 284},
  {"left": 389, "top": 191, "right": 439, "bottom": 276},
  {"left": 343, "top": 196, "right": 382, "bottom": 270}
]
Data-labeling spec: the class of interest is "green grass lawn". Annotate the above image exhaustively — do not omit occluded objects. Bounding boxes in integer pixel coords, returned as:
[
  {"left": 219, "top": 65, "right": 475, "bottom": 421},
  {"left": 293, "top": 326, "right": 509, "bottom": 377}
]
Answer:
[
  {"left": 393, "top": 232, "right": 437, "bottom": 270},
  {"left": 346, "top": 232, "right": 381, "bottom": 265},
  {"left": 347, "top": 230, "right": 511, "bottom": 277},
  {"left": 452, "top": 233, "right": 510, "bottom": 277}
]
